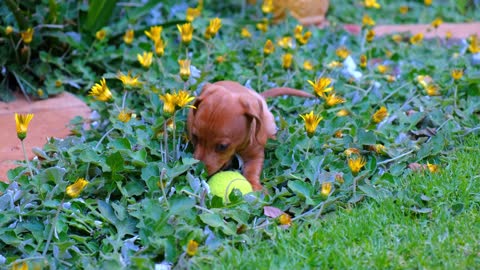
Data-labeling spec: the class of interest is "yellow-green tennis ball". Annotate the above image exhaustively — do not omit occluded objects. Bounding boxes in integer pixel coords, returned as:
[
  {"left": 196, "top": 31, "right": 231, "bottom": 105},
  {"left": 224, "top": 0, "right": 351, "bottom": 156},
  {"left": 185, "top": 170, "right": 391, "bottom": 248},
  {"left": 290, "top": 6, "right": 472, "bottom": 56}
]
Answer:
[{"left": 207, "top": 171, "right": 253, "bottom": 203}]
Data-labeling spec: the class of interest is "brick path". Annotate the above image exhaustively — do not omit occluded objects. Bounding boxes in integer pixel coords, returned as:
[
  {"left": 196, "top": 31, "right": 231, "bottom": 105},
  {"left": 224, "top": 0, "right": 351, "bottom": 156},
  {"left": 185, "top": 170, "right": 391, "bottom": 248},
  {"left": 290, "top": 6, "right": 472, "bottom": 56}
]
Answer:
[
  {"left": 1, "top": 22, "right": 479, "bottom": 182},
  {"left": 0, "top": 93, "right": 90, "bottom": 182}
]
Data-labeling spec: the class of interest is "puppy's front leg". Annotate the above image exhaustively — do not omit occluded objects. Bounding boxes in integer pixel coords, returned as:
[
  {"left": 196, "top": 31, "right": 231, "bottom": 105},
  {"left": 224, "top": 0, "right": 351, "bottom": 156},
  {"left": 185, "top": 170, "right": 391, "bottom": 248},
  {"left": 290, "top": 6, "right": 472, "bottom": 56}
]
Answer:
[{"left": 240, "top": 150, "right": 265, "bottom": 191}]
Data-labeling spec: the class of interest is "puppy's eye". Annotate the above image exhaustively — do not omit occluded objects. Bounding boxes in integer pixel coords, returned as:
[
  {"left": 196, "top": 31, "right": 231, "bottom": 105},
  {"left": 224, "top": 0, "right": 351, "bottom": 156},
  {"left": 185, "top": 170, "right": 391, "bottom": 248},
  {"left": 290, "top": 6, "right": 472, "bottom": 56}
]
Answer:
[{"left": 215, "top": 143, "right": 229, "bottom": 152}]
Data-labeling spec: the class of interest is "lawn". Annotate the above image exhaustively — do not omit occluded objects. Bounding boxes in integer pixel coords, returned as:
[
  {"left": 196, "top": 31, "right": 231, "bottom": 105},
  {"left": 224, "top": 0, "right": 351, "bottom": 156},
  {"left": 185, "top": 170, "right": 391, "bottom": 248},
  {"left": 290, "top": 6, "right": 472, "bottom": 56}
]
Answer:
[
  {"left": 197, "top": 134, "right": 480, "bottom": 269},
  {"left": 0, "top": 0, "right": 479, "bottom": 269}
]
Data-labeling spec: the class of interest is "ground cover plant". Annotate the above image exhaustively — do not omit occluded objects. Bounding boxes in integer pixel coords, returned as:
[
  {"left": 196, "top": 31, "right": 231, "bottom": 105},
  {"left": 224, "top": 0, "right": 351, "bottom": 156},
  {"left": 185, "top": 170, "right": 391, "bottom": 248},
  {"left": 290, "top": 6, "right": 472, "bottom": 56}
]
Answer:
[{"left": 1, "top": 0, "right": 479, "bottom": 269}]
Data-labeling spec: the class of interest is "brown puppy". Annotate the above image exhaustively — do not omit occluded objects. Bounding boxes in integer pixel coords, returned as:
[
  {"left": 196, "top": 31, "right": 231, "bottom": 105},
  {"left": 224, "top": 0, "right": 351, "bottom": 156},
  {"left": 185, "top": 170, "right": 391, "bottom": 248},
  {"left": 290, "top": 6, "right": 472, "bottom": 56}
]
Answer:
[{"left": 187, "top": 81, "right": 312, "bottom": 191}]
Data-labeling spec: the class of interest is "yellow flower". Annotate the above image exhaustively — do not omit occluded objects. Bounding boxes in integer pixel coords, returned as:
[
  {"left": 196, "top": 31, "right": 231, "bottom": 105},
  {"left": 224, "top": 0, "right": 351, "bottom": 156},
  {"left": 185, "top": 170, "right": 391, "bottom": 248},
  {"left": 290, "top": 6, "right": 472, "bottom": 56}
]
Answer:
[
  {"left": 178, "top": 59, "right": 191, "bottom": 82},
  {"left": 37, "top": 88, "right": 44, "bottom": 97},
  {"left": 377, "top": 64, "right": 388, "bottom": 74},
  {"left": 445, "top": 31, "right": 452, "bottom": 40},
  {"left": 308, "top": 77, "right": 333, "bottom": 98},
  {"left": 303, "top": 60, "right": 314, "bottom": 71},
  {"left": 362, "top": 14, "right": 375, "bottom": 26},
  {"left": 89, "top": 78, "right": 112, "bottom": 102},
  {"left": 118, "top": 109, "right": 132, "bottom": 123},
  {"left": 374, "top": 144, "right": 387, "bottom": 155},
  {"left": 5, "top": 25, "right": 13, "bottom": 35},
  {"left": 15, "top": 113, "right": 34, "bottom": 140},
  {"left": 425, "top": 84, "right": 440, "bottom": 96},
  {"left": 360, "top": 54, "right": 367, "bottom": 69},
  {"left": 344, "top": 148, "right": 360, "bottom": 157},
  {"left": 451, "top": 69, "right": 463, "bottom": 81},
  {"left": 334, "top": 130, "right": 343, "bottom": 138},
  {"left": 11, "top": 261, "right": 28, "bottom": 270},
  {"left": 204, "top": 18, "right": 222, "bottom": 40},
  {"left": 325, "top": 92, "right": 345, "bottom": 107},
  {"left": 278, "top": 213, "right": 292, "bottom": 226},
  {"left": 186, "top": 6, "right": 202, "bottom": 22},
  {"left": 175, "top": 90, "right": 195, "bottom": 109},
  {"left": 424, "top": 0, "right": 432, "bottom": 6},
  {"left": 21, "top": 27, "right": 34, "bottom": 44},
  {"left": 297, "top": 31, "right": 312, "bottom": 46},
  {"left": 263, "top": 39, "right": 275, "bottom": 55},
  {"left": 431, "top": 18, "right": 443, "bottom": 29},
  {"left": 427, "top": 162, "right": 439, "bottom": 173},
  {"left": 216, "top": 55, "right": 226, "bottom": 63},
  {"left": 293, "top": 25, "right": 311, "bottom": 45},
  {"left": 117, "top": 71, "right": 142, "bottom": 88},
  {"left": 392, "top": 34, "right": 403, "bottom": 43},
  {"left": 399, "top": 6, "right": 409, "bottom": 14},
  {"left": 95, "top": 29, "right": 107, "bottom": 41},
  {"left": 256, "top": 19, "right": 269, "bottom": 32},
  {"left": 327, "top": 61, "right": 342, "bottom": 69},
  {"left": 364, "top": 0, "right": 381, "bottom": 9},
  {"left": 336, "top": 109, "right": 349, "bottom": 117},
  {"left": 385, "top": 75, "right": 396, "bottom": 83},
  {"left": 282, "top": 53, "right": 293, "bottom": 70},
  {"left": 416, "top": 75, "right": 432, "bottom": 89},
  {"left": 66, "top": 178, "right": 89, "bottom": 198},
  {"left": 123, "top": 29, "right": 134, "bottom": 45},
  {"left": 277, "top": 36, "right": 293, "bottom": 49},
  {"left": 55, "top": 80, "right": 62, "bottom": 87},
  {"left": 300, "top": 111, "right": 322, "bottom": 137},
  {"left": 145, "top": 26, "right": 163, "bottom": 43},
  {"left": 137, "top": 51, "right": 153, "bottom": 68},
  {"left": 469, "top": 35, "right": 480, "bottom": 52},
  {"left": 177, "top": 23, "right": 194, "bottom": 44},
  {"left": 468, "top": 39, "right": 480, "bottom": 53},
  {"left": 155, "top": 38, "right": 166, "bottom": 56},
  {"left": 372, "top": 106, "right": 388, "bottom": 123},
  {"left": 262, "top": 0, "right": 274, "bottom": 13},
  {"left": 348, "top": 156, "right": 367, "bottom": 175},
  {"left": 321, "top": 182, "right": 332, "bottom": 197},
  {"left": 335, "top": 173, "right": 345, "bottom": 183},
  {"left": 186, "top": 240, "right": 199, "bottom": 256},
  {"left": 366, "top": 29, "right": 375, "bottom": 42},
  {"left": 294, "top": 25, "right": 304, "bottom": 40},
  {"left": 410, "top": 33, "right": 424, "bottom": 45},
  {"left": 241, "top": 27, "right": 252, "bottom": 38},
  {"left": 335, "top": 46, "right": 349, "bottom": 59},
  {"left": 159, "top": 93, "right": 176, "bottom": 114}
]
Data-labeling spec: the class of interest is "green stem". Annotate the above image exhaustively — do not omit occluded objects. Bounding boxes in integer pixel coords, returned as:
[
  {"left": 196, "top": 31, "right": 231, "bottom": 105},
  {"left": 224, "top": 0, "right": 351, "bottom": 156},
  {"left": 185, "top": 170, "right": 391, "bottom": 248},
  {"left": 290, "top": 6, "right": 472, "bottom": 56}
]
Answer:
[
  {"left": 5, "top": 0, "right": 28, "bottom": 30},
  {"left": 163, "top": 120, "right": 168, "bottom": 163},
  {"left": 94, "top": 127, "right": 115, "bottom": 150},
  {"left": 158, "top": 167, "right": 170, "bottom": 209},
  {"left": 454, "top": 84, "right": 458, "bottom": 110},
  {"left": 21, "top": 139, "right": 33, "bottom": 176},
  {"left": 257, "top": 55, "right": 265, "bottom": 90},
  {"left": 43, "top": 198, "right": 65, "bottom": 256}
]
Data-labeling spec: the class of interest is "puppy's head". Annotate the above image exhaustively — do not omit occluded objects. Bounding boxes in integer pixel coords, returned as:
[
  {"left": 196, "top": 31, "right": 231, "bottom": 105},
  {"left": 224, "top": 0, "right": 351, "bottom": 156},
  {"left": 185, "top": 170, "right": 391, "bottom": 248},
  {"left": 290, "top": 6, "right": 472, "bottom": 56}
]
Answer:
[{"left": 187, "top": 83, "right": 269, "bottom": 176}]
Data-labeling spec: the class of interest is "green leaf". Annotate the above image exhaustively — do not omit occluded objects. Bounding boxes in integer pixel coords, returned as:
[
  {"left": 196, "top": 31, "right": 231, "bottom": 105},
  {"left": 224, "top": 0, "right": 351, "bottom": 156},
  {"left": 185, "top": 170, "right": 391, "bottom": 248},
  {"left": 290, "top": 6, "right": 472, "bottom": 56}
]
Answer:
[
  {"left": 124, "top": 181, "right": 145, "bottom": 197},
  {"left": 288, "top": 180, "right": 313, "bottom": 198},
  {"left": 288, "top": 180, "right": 315, "bottom": 205},
  {"left": 357, "top": 129, "right": 377, "bottom": 145},
  {"left": 199, "top": 213, "right": 236, "bottom": 235},
  {"left": 109, "top": 138, "right": 132, "bottom": 151},
  {"left": 358, "top": 184, "right": 380, "bottom": 202},
  {"left": 35, "top": 166, "right": 66, "bottom": 184},
  {"left": 169, "top": 196, "right": 196, "bottom": 216},
  {"left": 84, "top": 0, "right": 118, "bottom": 32},
  {"left": 131, "top": 149, "right": 148, "bottom": 167},
  {"left": 106, "top": 152, "right": 124, "bottom": 172}
]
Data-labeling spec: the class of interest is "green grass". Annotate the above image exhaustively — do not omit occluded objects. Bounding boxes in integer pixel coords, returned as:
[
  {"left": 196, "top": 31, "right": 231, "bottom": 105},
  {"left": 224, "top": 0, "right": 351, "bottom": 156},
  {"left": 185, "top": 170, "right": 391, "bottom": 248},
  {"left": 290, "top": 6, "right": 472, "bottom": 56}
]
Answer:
[{"left": 194, "top": 135, "right": 480, "bottom": 269}]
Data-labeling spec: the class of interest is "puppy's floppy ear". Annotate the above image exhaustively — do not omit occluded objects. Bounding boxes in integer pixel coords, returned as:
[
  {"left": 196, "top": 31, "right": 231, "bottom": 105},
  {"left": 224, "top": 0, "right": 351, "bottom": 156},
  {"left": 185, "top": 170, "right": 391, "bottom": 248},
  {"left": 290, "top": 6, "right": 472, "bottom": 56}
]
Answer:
[
  {"left": 187, "top": 83, "right": 217, "bottom": 139},
  {"left": 240, "top": 96, "right": 269, "bottom": 146}
]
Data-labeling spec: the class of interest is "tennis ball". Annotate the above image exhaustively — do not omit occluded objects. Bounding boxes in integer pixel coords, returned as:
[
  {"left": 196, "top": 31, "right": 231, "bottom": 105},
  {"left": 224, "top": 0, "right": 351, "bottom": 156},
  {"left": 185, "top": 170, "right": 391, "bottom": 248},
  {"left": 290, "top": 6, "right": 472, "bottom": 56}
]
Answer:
[{"left": 207, "top": 171, "right": 253, "bottom": 203}]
